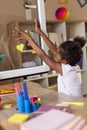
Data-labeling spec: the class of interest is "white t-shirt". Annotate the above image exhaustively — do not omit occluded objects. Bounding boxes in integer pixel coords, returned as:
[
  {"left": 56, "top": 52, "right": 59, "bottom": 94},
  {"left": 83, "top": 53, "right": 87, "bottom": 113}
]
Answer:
[{"left": 57, "top": 64, "right": 82, "bottom": 97}]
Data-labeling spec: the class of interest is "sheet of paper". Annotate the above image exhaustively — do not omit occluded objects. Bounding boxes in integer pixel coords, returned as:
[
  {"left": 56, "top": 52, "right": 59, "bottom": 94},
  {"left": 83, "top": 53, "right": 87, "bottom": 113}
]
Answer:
[{"left": 21, "top": 109, "right": 76, "bottom": 130}]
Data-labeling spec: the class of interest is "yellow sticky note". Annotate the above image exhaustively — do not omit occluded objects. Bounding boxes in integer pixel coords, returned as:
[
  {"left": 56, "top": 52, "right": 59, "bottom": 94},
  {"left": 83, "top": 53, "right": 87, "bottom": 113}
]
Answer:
[
  {"left": 8, "top": 114, "right": 30, "bottom": 124},
  {"left": 32, "top": 50, "right": 36, "bottom": 54},
  {"left": 16, "top": 44, "right": 24, "bottom": 52},
  {"left": 58, "top": 0, "right": 68, "bottom": 5},
  {"left": 2, "top": 104, "right": 13, "bottom": 108}
]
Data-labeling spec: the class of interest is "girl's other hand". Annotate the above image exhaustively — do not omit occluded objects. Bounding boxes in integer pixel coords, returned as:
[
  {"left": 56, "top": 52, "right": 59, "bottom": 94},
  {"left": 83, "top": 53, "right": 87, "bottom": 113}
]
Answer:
[
  {"left": 12, "top": 27, "right": 32, "bottom": 42},
  {"left": 34, "top": 19, "right": 42, "bottom": 34}
]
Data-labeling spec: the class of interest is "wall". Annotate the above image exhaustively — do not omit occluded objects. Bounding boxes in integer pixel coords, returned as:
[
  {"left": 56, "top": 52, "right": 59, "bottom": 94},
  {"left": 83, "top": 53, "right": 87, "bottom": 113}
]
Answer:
[
  {"left": 0, "top": 0, "right": 87, "bottom": 37},
  {"left": 0, "top": 0, "right": 87, "bottom": 28},
  {"left": 45, "top": 0, "right": 87, "bottom": 20}
]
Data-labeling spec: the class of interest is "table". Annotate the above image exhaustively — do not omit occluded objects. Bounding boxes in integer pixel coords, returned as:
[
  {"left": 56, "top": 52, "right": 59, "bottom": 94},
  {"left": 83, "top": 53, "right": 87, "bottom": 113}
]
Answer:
[{"left": 0, "top": 81, "right": 87, "bottom": 130}]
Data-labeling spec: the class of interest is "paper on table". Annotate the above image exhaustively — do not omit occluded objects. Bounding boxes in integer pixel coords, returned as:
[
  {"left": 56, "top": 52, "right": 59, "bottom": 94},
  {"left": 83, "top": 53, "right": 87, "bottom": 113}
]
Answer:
[
  {"left": 20, "top": 109, "right": 76, "bottom": 130},
  {"left": 58, "top": 116, "right": 86, "bottom": 130},
  {"left": 31, "top": 104, "right": 72, "bottom": 118}
]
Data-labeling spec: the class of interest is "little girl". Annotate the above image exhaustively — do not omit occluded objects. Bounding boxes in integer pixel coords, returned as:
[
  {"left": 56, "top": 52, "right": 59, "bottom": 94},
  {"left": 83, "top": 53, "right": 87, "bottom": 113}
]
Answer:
[{"left": 13, "top": 20, "right": 86, "bottom": 97}]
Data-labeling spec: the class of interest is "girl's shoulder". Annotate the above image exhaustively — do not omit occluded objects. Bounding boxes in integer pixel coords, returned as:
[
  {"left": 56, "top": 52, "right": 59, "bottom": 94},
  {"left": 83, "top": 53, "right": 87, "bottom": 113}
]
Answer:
[{"left": 62, "top": 64, "right": 80, "bottom": 73}]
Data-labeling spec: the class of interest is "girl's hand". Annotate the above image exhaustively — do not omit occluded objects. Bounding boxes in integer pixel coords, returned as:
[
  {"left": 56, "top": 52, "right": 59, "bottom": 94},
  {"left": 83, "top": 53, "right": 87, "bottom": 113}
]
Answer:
[
  {"left": 34, "top": 19, "right": 42, "bottom": 34},
  {"left": 29, "top": 19, "right": 42, "bottom": 34},
  {"left": 12, "top": 27, "right": 32, "bottom": 42}
]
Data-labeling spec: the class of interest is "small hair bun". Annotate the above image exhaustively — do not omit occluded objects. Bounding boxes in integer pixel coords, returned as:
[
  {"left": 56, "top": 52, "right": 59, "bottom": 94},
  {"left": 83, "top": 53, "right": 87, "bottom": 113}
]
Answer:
[{"left": 74, "top": 36, "right": 86, "bottom": 48}]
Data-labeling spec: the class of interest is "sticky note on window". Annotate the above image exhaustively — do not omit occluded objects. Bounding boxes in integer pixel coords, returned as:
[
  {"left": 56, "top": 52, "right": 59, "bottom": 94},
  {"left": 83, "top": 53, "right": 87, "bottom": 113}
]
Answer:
[
  {"left": 58, "top": 0, "right": 68, "bottom": 4},
  {"left": 32, "top": 50, "right": 36, "bottom": 54},
  {"left": 8, "top": 114, "right": 30, "bottom": 124},
  {"left": 16, "top": 44, "right": 24, "bottom": 52}
]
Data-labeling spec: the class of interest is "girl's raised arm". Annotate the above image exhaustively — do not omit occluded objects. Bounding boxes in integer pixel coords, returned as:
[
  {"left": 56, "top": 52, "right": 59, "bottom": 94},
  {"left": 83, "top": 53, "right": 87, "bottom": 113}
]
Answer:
[{"left": 12, "top": 27, "right": 62, "bottom": 74}]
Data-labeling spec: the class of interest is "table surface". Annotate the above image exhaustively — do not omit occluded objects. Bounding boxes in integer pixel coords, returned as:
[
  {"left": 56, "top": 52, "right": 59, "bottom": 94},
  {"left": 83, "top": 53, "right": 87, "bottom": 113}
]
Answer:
[{"left": 0, "top": 81, "right": 87, "bottom": 130}]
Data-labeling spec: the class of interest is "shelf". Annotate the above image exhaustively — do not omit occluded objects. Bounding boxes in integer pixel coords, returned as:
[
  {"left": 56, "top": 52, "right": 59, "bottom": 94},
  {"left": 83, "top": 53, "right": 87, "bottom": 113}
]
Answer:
[
  {"left": 24, "top": 73, "right": 58, "bottom": 88},
  {"left": 25, "top": 73, "right": 58, "bottom": 81},
  {"left": 48, "top": 84, "right": 57, "bottom": 91},
  {"left": 22, "top": 50, "right": 33, "bottom": 53},
  {"left": 47, "top": 73, "right": 58, "bottom": 78},
  {"left": 22, "top": 50, "right": 36, "bottom": 54}
]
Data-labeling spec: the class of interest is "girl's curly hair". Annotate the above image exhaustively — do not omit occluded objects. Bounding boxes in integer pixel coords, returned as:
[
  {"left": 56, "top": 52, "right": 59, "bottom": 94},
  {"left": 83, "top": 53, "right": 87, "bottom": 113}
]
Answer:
[{"left": 58, "top": 36, "right": 86, "bottom": 66}]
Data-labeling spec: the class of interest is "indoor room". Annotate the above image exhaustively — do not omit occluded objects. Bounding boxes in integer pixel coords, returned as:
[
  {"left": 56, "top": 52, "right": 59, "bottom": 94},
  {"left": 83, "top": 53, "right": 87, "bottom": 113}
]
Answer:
[{"left": 0, "top": 0, "right": 87, "bottom": 130}]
